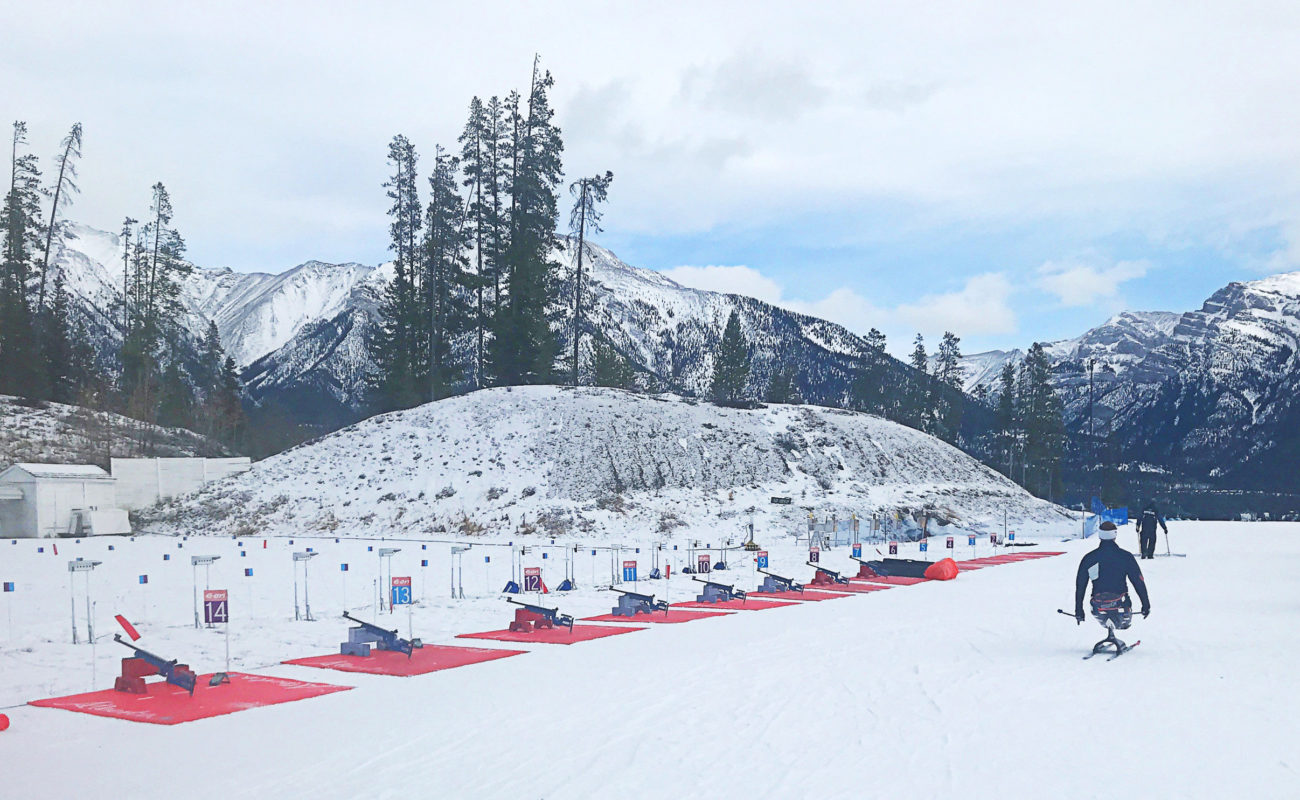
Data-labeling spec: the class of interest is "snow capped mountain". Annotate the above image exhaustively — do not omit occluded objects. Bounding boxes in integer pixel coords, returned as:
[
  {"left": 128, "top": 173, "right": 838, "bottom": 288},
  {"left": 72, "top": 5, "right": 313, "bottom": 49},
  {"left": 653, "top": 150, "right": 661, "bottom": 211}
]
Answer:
[
  {"left": 140, "top": 385, "right": 1071, "bottom": 539},
  {"left": 51, "top": 222, "right": 943, "bottom": 432},
  {"left": 962, "top": 275, "right": 1300, "bottom": 511},
  {"left": 958, "top": 310, "right": 1182, "bottom": 395}
]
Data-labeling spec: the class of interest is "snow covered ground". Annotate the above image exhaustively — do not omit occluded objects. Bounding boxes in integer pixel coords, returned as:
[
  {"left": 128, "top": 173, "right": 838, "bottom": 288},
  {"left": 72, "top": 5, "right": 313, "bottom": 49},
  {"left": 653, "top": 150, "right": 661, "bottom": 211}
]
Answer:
[{"left": 2, "top": 520, "right": 1297, "bottom": 798}]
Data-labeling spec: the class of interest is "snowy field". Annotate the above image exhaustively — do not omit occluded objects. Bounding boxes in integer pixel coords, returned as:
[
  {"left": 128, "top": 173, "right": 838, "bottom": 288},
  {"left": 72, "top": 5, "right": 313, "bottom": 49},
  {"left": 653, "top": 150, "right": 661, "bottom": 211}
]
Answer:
[{"left": 2, "top": 521, "right": 1297, "bottom": 798}]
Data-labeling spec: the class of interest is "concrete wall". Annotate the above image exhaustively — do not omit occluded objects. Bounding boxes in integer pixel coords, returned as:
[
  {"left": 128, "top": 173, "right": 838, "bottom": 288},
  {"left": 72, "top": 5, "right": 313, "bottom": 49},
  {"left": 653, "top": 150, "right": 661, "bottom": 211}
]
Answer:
[{"left": 111, "top": 457, "right": 251, "bottom": 510}]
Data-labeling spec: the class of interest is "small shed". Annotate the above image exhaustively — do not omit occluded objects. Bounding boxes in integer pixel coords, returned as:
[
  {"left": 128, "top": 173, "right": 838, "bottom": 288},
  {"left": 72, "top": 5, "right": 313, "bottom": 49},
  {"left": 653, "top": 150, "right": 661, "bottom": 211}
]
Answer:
[{"left": 0, "top": 463, "right": 130, "bottom": 539}]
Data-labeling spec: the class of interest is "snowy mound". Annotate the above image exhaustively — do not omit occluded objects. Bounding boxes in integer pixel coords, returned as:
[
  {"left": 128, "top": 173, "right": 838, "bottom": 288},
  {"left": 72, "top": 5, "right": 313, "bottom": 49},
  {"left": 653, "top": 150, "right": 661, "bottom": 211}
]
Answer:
[{"left": 143, "top": 386, "right": 1072, "bottom": 539}]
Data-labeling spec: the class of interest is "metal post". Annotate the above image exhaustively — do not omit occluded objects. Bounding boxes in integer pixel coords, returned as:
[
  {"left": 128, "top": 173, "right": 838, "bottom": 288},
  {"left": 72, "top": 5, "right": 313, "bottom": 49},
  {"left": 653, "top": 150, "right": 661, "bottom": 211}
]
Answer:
[
  {"left": 304, "top": 558, "right": 312, "bottom": 621},
  {"left": 193, "top": 562, "right": 199, "bottom": 629},
  {"left": 70, "top": 576, "right": 78, "bottom": 644},
  {"left": 293, "top": 560, "right": 300, "bottom": 621}
]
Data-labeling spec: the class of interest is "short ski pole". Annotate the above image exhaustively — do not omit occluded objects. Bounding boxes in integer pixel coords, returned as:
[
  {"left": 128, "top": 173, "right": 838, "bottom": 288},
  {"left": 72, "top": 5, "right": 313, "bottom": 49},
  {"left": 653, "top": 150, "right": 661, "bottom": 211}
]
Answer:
[{"left": 1057, "top": 608, "right": 1082, "bottom": 625}]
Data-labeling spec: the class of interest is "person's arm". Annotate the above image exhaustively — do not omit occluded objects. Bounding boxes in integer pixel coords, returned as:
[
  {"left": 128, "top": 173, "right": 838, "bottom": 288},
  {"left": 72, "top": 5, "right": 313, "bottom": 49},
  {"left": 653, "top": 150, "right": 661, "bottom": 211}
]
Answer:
[
  {"left": 1159, "top": 512, "right": 1168, "bottom": 534},
  {"left": 1075, "top": 557, "right": 1090, "bottom": 619},
  {"left": 1127, "top": 554, "right": 1151, "bottom": 614}
]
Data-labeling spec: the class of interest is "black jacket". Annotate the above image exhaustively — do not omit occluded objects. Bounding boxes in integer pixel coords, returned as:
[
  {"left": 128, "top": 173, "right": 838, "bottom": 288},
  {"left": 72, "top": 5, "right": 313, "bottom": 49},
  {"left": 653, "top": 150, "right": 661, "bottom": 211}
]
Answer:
[
  {"left": 1138, "top": 506, "right": 1167, "bottom": 536},
  {"left": 1075, "top": 539, "right": 1150, "bottom": 613}
]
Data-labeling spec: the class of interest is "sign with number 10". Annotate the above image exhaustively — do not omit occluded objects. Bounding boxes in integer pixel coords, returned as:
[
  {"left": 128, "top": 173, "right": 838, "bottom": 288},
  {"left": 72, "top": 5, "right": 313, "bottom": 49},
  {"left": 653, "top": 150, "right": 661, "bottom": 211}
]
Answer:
[{"left": 697, "top": 554, "right": 711, "bottom": 574}]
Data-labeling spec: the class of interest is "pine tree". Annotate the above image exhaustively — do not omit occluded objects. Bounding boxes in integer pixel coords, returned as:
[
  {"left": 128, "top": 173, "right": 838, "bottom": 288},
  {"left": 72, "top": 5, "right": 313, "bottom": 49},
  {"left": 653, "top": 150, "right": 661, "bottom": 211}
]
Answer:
[
  {"left": 996, "top": 361, "right": 1018, "bottom": 477},
  {"left": 156, "top": 359, "right": 193, "bottom": 428},
  {"left": 367, "top": 135, "right": 425, "bottom": 410},
  {"left": 460, "top": 97, "right": 490, "bottom": 387},
  {"left": 38, "top": 123, "right": 82, "bottom": 308},
  {"left": 765, "top": 361, "right": 802, "bottom": 405},
  {"left": 590, "top": 335, "right": 637, "bottom": 390},
  {"left": 1018, "top": 343, "right": 1066, "bottom": 499},
  {"left": 43, "top": 273, "right": 74, "bottom": 402},
  {"left": 198, "top": 320, "right": 223, "bottom": 393},
  {"left": 490, "top": 59, "right": 564, "bottom": 386},
  {"left": 851, "top": 327, "right": 890, "bottom": 416},
  {"left": 122, "top": 183, "right": 189, "bottom": 406},
  {"left": 423, "top": 146, "right": 469, "bottom": 400},
  {"left": 0, "top": 121, "right": 45, "bottom": 398},
  {"left": 214, "top": 355, "right": 245, "bottom": 447},
  {"left": 567, "top": 170, "right": 613, "bottom": 385},
  {"left": 931, "top": 331, "right": 965, "bottom": 442},
  {"left": 711, "top": 309, "right": 751, "bottom": 406},
  {"left": 903, "top": 333, "right": 930, "bottom": 431}
]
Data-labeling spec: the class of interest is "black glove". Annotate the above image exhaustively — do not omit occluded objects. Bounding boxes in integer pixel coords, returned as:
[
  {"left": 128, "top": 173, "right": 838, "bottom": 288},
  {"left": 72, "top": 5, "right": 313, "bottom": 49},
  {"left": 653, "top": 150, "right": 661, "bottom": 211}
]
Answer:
[
  {"left": 1141, "top": 606, "right": 1150, "bottom": 618},
  {"left": 1074, "top": 609, "right": 1085, "bottom": 624}
]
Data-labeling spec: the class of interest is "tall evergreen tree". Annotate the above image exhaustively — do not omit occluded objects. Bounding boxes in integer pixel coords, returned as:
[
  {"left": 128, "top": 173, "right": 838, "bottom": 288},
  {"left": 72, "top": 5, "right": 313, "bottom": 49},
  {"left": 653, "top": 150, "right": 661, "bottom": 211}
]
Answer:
[
  {"left": 765, "top": 361, "right": 802, "bottom": 405},
  {"left": 711, "top": 309, "right": 751, "bottom": 406},
  {"left": 367, "top": 135, "right": 425, "bottom": 410},
  {"left": 567, "top": 170, "right": 613, "bottom": 385},
  {"left": 122, "top": 182, "right": 188, "bottom": 403},
  {"left": 490, "top": 60, "right": 564, "bottom": 385},
  {"left": 156, "top": 359, "right": 193, "bottom": 429},
  {"left": 851, "top": 327, "right": 890, "bottom": 416},
  {"left": 996, "top": 360, "right": 1018, "bottom": 477},
  {"left": 43, "top": 273, "right": 75, "bottom": 402},
  {"left": 1018, "top": 343, "right": 1066, "bottom": 499},
  {"left": 38, "top": 122, "right": 82, "bottom": 308},
  {"left": 903, "top": 333, "right": 930, "bottom": 431},
  {"left": 0, "top": 121, "right": 45, "bottom": 397},
  {"left": 590, "top": 335, "right": 637, "bottom": 390},
  {"left": 423, "top": 147, "right": 469, "bottom": 400},
  {"left": 459, "top": 97, "right": 490, "bottom": 387},
  {"left": 931, "top": 331, "right": 965, "bottom": 442}
]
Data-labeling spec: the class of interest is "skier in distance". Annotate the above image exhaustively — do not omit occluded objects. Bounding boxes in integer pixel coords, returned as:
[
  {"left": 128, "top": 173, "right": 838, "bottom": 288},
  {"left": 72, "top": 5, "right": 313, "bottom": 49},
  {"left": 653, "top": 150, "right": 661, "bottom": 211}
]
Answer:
[
  {"left": 1137, "top": 502, "right": 1168, "bottom": 559},
  {"left": 1075, "top": 521, "right": 1150, "bottom": 627}
]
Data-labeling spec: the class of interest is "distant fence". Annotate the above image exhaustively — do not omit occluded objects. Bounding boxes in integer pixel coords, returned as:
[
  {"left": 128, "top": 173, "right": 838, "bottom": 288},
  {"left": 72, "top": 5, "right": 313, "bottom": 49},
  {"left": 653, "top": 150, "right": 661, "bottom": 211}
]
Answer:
[{"left": 111, "top": 457, "right": 251, "bottom": 510}]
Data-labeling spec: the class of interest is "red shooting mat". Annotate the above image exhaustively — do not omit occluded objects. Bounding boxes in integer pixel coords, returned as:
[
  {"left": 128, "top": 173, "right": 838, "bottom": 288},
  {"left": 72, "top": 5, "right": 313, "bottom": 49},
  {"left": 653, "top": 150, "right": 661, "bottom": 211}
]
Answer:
[
  {"left": 456, "top": 624, "right": 644, "bottom": 645},
  {"left": 283, "top": 644, "right": 526, "bottom": 676},
  {"left": 29, "top": 672, "right": 350, "bottom": 725},
  {"left": 581, "top": 609, "right": 731, "bottom": 624},
  {"left": 671, "top": 599, "right": 797, "bottom": 611},
  {"left": 746, "top": 590, "right": 848, "bottom": 601}
]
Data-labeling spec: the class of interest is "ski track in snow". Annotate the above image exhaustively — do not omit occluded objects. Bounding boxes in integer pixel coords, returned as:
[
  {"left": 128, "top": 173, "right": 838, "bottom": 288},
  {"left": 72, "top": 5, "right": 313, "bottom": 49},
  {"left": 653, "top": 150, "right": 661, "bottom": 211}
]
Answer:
[{"left": 1, "top": 521, "right": 1297, "bottom": 798}]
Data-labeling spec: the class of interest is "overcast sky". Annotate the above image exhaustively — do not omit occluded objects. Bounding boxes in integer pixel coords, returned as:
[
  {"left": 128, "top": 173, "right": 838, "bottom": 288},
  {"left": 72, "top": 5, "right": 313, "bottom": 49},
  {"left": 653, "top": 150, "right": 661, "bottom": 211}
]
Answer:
[{"left": 7, "top": 1, "right": 1300, "bottom": 355}]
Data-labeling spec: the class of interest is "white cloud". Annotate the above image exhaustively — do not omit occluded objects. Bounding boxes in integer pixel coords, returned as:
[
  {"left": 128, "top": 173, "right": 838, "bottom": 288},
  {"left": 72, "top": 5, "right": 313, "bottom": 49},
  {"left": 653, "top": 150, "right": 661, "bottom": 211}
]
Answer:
[
  {"left": 1036, "top": 259, "right": 1149, "bottom": 307},
  {"left": 663, "top": 264, "right": 1016, "bottom": 354},
  {"left": 895, "top": 273, "right": 1018, "bottom": 335},
  {"left": 7, "top": 2, "right": 1300, "bottom": 272},
  {"left": 660, "top": 265, "right": 786, "bottom": 305}
]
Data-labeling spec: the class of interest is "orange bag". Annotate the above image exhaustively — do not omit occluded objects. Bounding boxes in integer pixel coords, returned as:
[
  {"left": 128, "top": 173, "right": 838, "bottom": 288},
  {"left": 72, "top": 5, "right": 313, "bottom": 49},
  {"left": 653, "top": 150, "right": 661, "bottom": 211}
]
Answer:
[{"left": 923, "top": 557, "right": 959, "bottom": 581}]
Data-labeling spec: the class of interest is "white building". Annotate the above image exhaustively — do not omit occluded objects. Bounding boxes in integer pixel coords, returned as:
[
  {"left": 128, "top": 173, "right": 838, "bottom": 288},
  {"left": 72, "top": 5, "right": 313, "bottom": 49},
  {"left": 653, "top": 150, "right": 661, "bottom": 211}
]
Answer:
[
  {"left": 0, "top": 463, "right": 131, "bottom": 539},
  {"left": 110, "top": 457, "right": 251, "bottom": 511}
]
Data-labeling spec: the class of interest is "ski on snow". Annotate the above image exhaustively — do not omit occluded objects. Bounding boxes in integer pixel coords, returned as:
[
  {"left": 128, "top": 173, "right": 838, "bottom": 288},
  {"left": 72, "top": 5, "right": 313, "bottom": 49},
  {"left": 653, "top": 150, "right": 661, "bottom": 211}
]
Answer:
[{"left": 1083, "top": 641, "right": 1141, "bottom": 661}]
